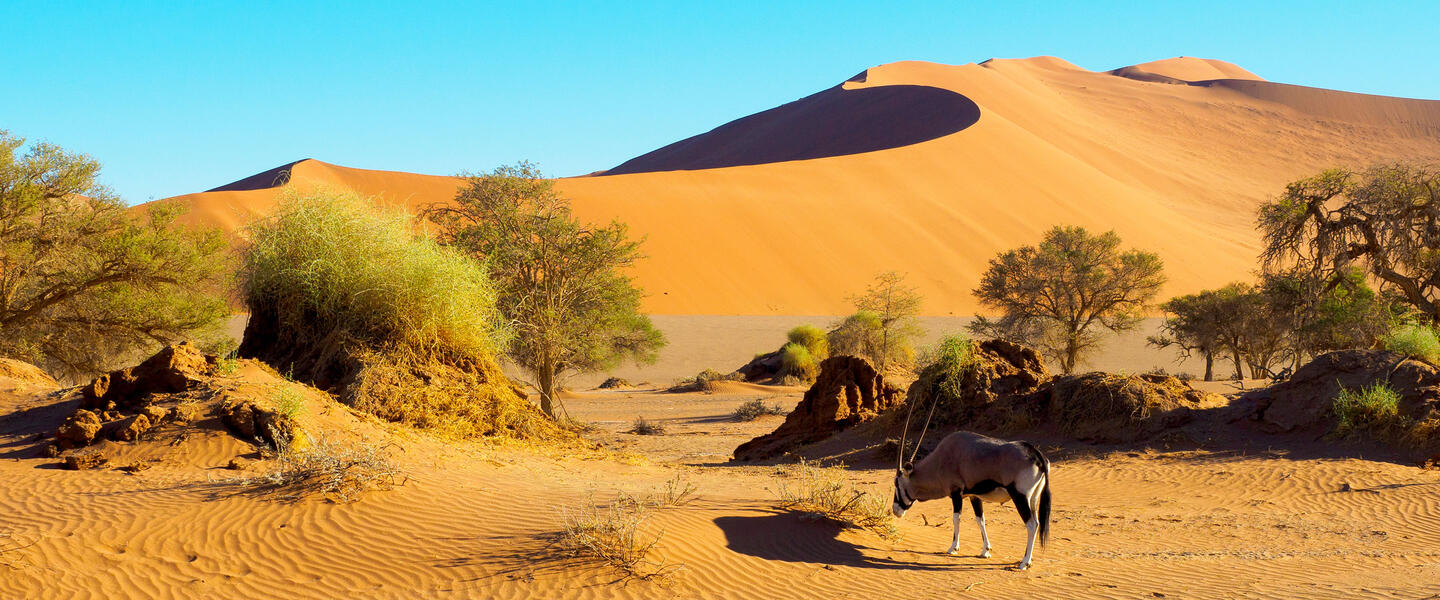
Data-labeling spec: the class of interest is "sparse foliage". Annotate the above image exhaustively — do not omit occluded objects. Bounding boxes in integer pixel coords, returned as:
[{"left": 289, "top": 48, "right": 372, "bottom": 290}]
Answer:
[
  {"left": 772, "top": 459, "right": 898, "bottom": 540},
  {"left": 628, "top": 416, "right": 665, "bottom": 435},
  {"left": 971, "top": 226, "right": 1165, "bottom": 374},
  {"left": 556, "top": 491, "right": 680, "bottom": 580},
  {"left": 842, "top": 272, "right": 923, "bottom": 371},
  {"left": 0, "top": 131, "right": 229, "bottom": 377},
  {"left": 241, "top": 438, "right": 404, "bottom": 503},
  {"left": 732, "top": 398, "right": 787, "bottom": 421},
  {"left": 1259, "top": 163, "right": 1440, "bottom": 324},
  {"left": 426, "top": 162, "right": 665, "bottom": 419}
]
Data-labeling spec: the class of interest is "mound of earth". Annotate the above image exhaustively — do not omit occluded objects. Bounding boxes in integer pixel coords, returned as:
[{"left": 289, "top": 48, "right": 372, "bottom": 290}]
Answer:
[
  {"left": 44, "top": 343, "right": 305, "bottom": 462},
  {"left": 1239, "top": 350, "right": 1440, "bottom": 436},
  {"left": 733, "top": 355, "right": 901, "bottom": 461},
  {"left": 735, "top": 349, "right": 784, "bottom": 383},
  {"left": 0, "top": 359, "right": 58, "bottom": 389},
  {"left": 598, "top": 377, "right": 632, "bottom": 389},
  {"left": 904, "top": 339, "right": 1049, "bottom": 427},
  {"left": 1002, "top": 372, "right": 1214, "bottom": 443}
]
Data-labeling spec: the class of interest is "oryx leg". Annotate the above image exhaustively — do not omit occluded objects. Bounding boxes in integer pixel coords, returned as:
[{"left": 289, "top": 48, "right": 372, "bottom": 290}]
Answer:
[
  {"left": 970, "top": 496, "right": 992, "bottom": 558},
  {"left": 946, "top": 490, "right": 965, "bottom": 555},
  {"left": 1007, "top": 484, "right": 1038, "bottom": 570}
]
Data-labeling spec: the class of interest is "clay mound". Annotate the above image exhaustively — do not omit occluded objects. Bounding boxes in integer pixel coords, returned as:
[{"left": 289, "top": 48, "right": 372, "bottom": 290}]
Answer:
[
  {"left": 1005, "top": 372, "right": 1212, "bottom": 443},
  {"left": 598, "top": 377, "right": 632, "bottom": 389},
  {"left": 82, "top": 342, "right": 216, "bottom": 411},
  {"left": 605, "top": 83, "right": 980, "bottom": 174},
  {"left": 0, "top": 359, "right": 57, "bottom": 389},
  {"left": 905, "top": 339, "right": 1049, "bottom": 427},
  {"left": 735, "top": 349, "right": 784, "bottom": 383},
  {"left": 1239, "top": 350, "right": 1440, "bottom": 435},
  {"left": 733, "top": 356, "right": 901, "bottom": 461}
]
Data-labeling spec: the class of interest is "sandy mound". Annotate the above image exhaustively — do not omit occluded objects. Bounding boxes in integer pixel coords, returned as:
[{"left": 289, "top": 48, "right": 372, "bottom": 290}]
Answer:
[
  {"left": 733, "top": 356, "right": 901, "bottom": 461},
  {"left": 905, "top": 339, "right": 1049, "bottom": 426},
  {"left": 1110, "top": 56, "right": 1264, "bottom": 83},
  {"left": 1240, "top": 350, "right": 1440, "bottom": 436},
  {"left": 1004, "top": 372, "right": 1212, "bottom": 443},
  {"left": 0, "top": 359, "right": 57, "bottom": 389}
]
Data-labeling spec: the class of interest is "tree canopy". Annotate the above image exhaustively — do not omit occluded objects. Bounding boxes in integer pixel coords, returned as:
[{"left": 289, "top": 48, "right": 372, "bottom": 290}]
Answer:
[
  {"left": 0, "top": 131, "right": 228, "bottom": 377},
  {"left": 971, "top": 226, "right": 1165, "bottom": 374},
  {"left": 833, "top": 271, "right": 923, "bottom": 371},
  {"left": 426, "top": 162, "right": 664, "bottom": 418}
]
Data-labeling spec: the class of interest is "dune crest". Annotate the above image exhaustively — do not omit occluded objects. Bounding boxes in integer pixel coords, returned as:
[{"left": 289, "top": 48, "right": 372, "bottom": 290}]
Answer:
[
  {"left": 153, "top": 57, "right": 1440, "bottom": 315},
  {"left": 1111, "top": 56, "right": 1265, "bottom": 82}
]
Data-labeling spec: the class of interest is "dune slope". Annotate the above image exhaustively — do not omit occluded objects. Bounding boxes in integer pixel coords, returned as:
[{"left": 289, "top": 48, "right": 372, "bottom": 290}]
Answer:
[{"left": 155, "top": 57, "right": 1440, "bottom": 315}]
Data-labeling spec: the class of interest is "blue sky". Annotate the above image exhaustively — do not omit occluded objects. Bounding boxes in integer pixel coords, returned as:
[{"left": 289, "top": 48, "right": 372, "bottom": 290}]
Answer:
[{"left": 2, "top": 1, "right": 1436, "bottom": 203}]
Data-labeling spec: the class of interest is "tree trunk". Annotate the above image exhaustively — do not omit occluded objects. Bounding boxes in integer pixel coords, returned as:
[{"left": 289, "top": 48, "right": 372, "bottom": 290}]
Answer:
[
  {"left": 1231, "top": 349, "right": 1244, "bottom": 380},
  {"left": 1203, "top": 352, "right": 1214, "bottom": 381},
  {"left": 1063, "top": 335, "right": 1079, "bottom": 375},
  {"left": 537, "top": 362, "right": 556, "bottom": 419}
]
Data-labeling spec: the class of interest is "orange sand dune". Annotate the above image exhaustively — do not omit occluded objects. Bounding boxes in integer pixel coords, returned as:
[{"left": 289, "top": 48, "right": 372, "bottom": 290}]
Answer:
[{"left": 154, "top": 56, "right": 1440, "bottom": 315}]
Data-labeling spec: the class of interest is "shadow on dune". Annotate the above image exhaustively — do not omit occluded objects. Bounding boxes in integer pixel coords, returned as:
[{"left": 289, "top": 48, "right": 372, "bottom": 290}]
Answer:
[
  {"left": 714, "top": 511, "right": 997, "bottom": 572},
  {"left": 605, "top": 84, "right": 980, "bottom": 175},
  {"left": 205, "top": 159, "right": 307, "bottom": 192}
]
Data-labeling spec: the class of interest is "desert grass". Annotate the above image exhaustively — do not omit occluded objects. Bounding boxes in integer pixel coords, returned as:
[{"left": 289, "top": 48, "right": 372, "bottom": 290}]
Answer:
[
  {"left": 555, "top": 489, "right": 684, "bottom": 581},
  {"left": 732, "top": 398, "right": 787, "bottom": 421},
  {"left": 241, "top": 437, "right": 404, "bottom": 503},
  {"left": 772, "top": 459, "right": 899, "bottom": 540},
  {"left": 1382, "top": 322, "right": 1440, "bottom": 365},
  {"left": 628, "top": 417, "right": 666, "bottom": 436},
  {"left": 1333, "top": 382, "right": 1402, "bottom": 436}
]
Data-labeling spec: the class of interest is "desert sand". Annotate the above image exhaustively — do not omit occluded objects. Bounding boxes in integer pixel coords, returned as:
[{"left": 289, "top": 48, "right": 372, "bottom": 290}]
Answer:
[
  {"left": 4, "top": 364, "right": 1439, "bottom": 599},
  {"left": 153, "top": 56, "right": 1440, "bottom": 315}
]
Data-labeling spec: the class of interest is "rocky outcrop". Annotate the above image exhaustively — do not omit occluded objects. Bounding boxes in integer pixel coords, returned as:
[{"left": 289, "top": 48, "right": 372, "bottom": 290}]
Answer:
[
  {"left": 906, "top": 339, "right": 1050, "bottom": 427},
  {"left": 1239, "top": 350, "right": 1440, "bottom": 434},
  {"left": 219, "top": 394, "right": 305, "bottom": 451},
  {"left": 733, "top": 356, "right": 901, "bottom": 461},
  {"left": 0, "top": 358, "right": 57, "bottom": 389},
  {"left": 1005, "top": 372, "right": 1213, "bottom": 443},
  {"left": 82, "top": 342, "right": 216, "bottom": 411}
]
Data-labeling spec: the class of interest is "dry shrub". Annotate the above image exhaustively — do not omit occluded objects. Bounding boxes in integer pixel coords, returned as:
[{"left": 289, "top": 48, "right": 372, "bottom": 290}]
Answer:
[
  {"left": 772, "top": 459, "right": 898, "bottom": 540},
  {"left": 654, "top": 473, "right": 699, "bottom": 507},
  {"left": 556, "top": 491, "right": 681, "bottom": 580},
  {"left": 732, "top": 399, "right": 787, "bottom": 421},
  {"left": 668, "top": 368, "right": 742, "bottom": 393},
  {"left": 628, "top": 416, "right": 665, "bottom": 435},
  {"left": 347, "top": 350, "right": 565, "bottom": 440},
  {"left": 241, "top": 437, "right": 404, "bottom": 503}
]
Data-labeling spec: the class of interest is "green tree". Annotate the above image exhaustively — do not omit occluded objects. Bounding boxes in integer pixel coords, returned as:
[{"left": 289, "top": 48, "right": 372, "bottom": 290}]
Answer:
[
  {"left": 0, "top": 131, "right": 228, "bottom": 377},
  {"left": 1150, "top": 288, "right": 1229, "bottom": 381},
  {"left": 844, "top": 271, "right": 924, "bottom": 371},
  {"left": 1259, "top": 163, "right": 1440, "bottom": 323},
  {"left": 426, "top": 162, "right": 665, "bottom": 418},
  {"left": 971, "top": 226, "right": 1165, "bottom": 374}
]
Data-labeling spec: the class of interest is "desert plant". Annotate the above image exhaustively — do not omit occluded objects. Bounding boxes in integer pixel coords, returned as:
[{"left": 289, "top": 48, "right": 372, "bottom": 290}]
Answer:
[
  {"left": 270, "top": 384, "right": 305, "bottom": 421},
  {"left": 1382, "top": 322, "right": 1440, "bottom": 365},
  {"left": 669, "top": 368, "right": 741, "bottom": 393},
  {"left": 786, "top": 324, "right": 829, "bottom": 359},
  {"left": 732, "top": 398, "right": 787, "bottom": 421},
  {"left": 828, "top": 310, "right": 884, "bottom": 364},
  {"left": 0, "top": 131, "right": 230, "bottom": 378},
  {"left": 655, "top": 473, "right": 698, "bottom": 507},
  {"left": 1259, "top": 163, "right": 1440, "bottom": 323},
  {"left": 1332, "top": 382, "right": 1402, "bottom": 436},
  {"left": 555, "top": 492, "right": 679, "bottom": 580},
  {"left": 778, "top": 342, "right": 819, "bottom": 382},
  {"left": 426, "top": 162, "right": 665, "bottom": 419},
  {"left": 841, "top": 272, "right": 924, "bottom": 370},
  {"left": 241, "top": 437, "right": 404, "bottom": 503},
  {"left": 628, "top": 417, "right": 665, "bottom": 435},
  {"left": 772, "top": 459, "right": 898, "bottom": 540},
  {"left": 972, "top": 226, "right": 1165, "bottom": 374}
]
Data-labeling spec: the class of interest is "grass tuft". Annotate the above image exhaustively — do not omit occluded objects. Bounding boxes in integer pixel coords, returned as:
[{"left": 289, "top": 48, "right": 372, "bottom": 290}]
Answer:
[
  {"left": 555, "top": 491, "right": 681, "bottom": 580},
  {"left": 241, "top": 437, "right": 404, "bottom": 503},
  {"left": 772, "top": 459, "right": 899, "bottom": 540},
  {"left": 1382, "top": 322, "right": 1440, "bottom": 365},
  {"left": 1333, "top": 382, "right": 1402, "bottom": 436},
  {"left": 628, "top": 417, "right": 666, "bottom": 436}
]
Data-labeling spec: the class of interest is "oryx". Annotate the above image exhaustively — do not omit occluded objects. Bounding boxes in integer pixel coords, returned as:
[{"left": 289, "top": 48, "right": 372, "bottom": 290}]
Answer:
[{"left": 889, "top": 398, "right": 1051, "bottom": 570}]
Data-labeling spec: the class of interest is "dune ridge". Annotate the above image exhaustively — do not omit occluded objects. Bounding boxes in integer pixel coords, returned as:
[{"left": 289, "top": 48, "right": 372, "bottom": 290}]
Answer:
[{"left": 153, "top": 56, "right": 1440, "bottom": 315}]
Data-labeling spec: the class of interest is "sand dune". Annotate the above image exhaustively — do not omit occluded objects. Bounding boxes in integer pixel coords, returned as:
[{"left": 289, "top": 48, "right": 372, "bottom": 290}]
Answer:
[{"left": 154, "top": 56, "right": 1440, "bottom": 315}]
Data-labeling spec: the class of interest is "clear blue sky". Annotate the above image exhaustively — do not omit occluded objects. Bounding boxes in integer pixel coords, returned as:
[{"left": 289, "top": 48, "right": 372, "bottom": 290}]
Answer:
[{"left": 3, "top": 1, "right": 1436, "bottom": 203}]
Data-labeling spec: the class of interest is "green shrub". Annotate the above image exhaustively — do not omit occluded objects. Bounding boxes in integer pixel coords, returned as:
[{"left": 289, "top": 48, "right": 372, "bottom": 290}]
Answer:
[
  {"left": 928, "top": 334, "right": 976, "bottom": 398},
  {"left": 1382, "top": 322, "right": 1440, "bottom": 365},
  {"left": 779, "top": 342, "right": 819, "bottom": 382},
  {"left": 240, "top": 188, "right": 508, "bottom": 364},
  {"left": 786, "top": 325, "right": 829, "bottom": 359},
  {"left": 1333, "top": 382, "right": 1402, "bottom": 435}
]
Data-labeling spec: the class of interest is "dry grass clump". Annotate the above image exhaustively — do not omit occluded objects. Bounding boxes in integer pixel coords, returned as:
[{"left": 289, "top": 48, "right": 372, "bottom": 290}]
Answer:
[
  {"left": 732, "top": 398, "right": 787, "bottom": 421},
  {"left": 1332, "top": 382, "right": 1403, "bottom": 437},
  {"left": 668, "top": 368, "right": 742, "bottom": 393},
  {"left": 241, "top": 437, "right": 405, "bottom": 503},
  {"left": 555, "top": 489, "right": 684, "bottom": 581},
  {"left": 628, "top": 416, "right": 666, "bottom": 435},
  {"left": 772, "top": 459, "right": 898, "bottom": 540}
]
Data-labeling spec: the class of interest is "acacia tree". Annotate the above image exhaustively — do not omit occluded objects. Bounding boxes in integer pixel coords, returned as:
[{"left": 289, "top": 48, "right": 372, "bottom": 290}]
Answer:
[
  {"left": 1259, "top": 163, "right": 1440, "bottom": 323},
  {"left": 970, "top": 226, "right": 1165, "bottom": 374},
  {"left": 1259, "top": 268, "right": 1397, "bottom": 368},
  {"left": 426, "top": 162, "right": 665, "bottom": 418},
  {"left": 0, "top": 131, "right": 229, "bottom": 378},
  {"left": 842, "top": 271, "right": 924, "bottom": 371},
  {"left": 1149, "top": 288, "right": 1229, "bottom": 380}
]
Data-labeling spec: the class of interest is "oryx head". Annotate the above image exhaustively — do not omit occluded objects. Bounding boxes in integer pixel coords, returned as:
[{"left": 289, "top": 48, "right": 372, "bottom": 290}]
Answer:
[{"left": 892, "top": 462, "right": 915, "bottom": 518}]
